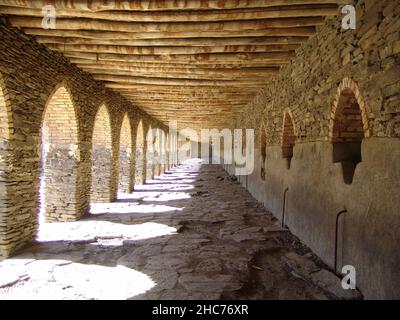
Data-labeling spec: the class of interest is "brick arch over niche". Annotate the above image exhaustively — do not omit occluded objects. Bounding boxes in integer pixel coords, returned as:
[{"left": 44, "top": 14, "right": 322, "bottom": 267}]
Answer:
[
  {"left": 41, "top": 84, "right": 80, "bottom": 222},
  {"left": 281, "top": 108, "right": 296, "bottom": 170},
  {"left": 135, "top": 119, "right": 145, "bottom": 186},
  {"left": 118, "top": 113, "right": 132, "bottom": 193},
  {"left": 329, "top": 78, "right": 370, "bottom": 185},
  {"left": 91, "top": 104, "right": 113, "bottom": 202},
  {"left": 260, "top": 121, "right": 267, "bottom": 180},
  {"left": 329, "top": 78, "right": 370, "bottom": 140}
]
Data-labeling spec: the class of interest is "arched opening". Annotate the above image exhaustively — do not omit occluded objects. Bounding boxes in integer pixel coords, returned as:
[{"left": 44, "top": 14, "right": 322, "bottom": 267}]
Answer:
[
  {"left": 135, "top": 120, "right": 145, "bottom": 186},
  {"left": 282, "top": 111, "right": 296, "bottom": 170},
  {"left": 41, "top": 85, "right": 79, "bottom": 223},
  {"left": 118, "top": 113, "right": 132, "bottom": 193},
  {"left": 165, "top": 133, "right": 170, "bottom": 170},
  {"left": 260, "top": 122, "right": 267, "bottom": 180},
  {"left": 91, "top": 104, "right": 112, "bottom": 202},
  {"left": 332, "top": 88, "right": 365, "bottom": 184},
  {"left": 146, "top": 125, "right": 154, "bottom": 180},
  {"left": 153, "top": 128, "right": 161, "bottom": 177}
]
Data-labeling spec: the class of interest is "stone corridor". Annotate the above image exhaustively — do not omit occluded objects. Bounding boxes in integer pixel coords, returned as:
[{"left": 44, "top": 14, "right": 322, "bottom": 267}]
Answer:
[{"left": 0, "top": 160, "right": 360, "bottom": 300}]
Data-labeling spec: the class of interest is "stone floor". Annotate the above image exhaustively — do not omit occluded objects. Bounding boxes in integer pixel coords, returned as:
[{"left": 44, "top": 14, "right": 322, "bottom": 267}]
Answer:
[{"left": 0, "top": 159, "right": 362, "bottom": 300}]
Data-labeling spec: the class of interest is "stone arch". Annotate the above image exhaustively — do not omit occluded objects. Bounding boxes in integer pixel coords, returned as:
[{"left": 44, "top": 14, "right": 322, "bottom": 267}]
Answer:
[
  {"left": 146, "top": 124, "right": 155, "bottom": 180},
  {"left": 281, "top": 108, "right": 296, "bottom": 170},
  {"left": 118, "top": 113, "right": 132, "bottom": 193},
  {"left": 135, "top": 120, "right": 145, "bottom": 186},
  {"left": 160, "top": 129, "right": 167, "bottom": 173},
  {"left": 165, "top": 132, "right": 170, "bottom": 170},
  {"left": 329, "top": 78, "right": 368, "bottom": 184},
  {"left": 91, "top": 104, "right": 113, "bottom": 202},
  {"left": 260, "top": 121, "right": 267, "bottom": 180},
  {"left": 0, "top": 73, "right": 13, "bottom": 259},
  {"left": 41, "top": 84, "right": 80, "bottom": 222}
]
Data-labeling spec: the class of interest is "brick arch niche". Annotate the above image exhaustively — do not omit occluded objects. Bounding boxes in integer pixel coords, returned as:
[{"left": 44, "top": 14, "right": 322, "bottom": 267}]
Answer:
[
  {"left": 329, "top": 78, "right": 369, "bottom": 184},
  {"left": 118, "top": 113, "right": 132, "bottom": 193},
  {"left": 281, "top": 109, "right": 296, "bottom": 170},
  {"left": 260, "top": 122, "right": 267, "bottom": 180},
  {"left": 91, "top": 104, "right": 113, "bottom": 202},
  {"left": 135, "top": 120, "right": 145, "bottom": 186},
  {"left": 41, "top": 85, "right": 80, "bottom": 222}
]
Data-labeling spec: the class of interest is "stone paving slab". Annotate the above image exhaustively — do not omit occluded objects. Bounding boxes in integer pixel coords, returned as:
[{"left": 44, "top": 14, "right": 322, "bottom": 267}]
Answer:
[{"left": 0, "top": 159, "right": 362, "bottom": 300}]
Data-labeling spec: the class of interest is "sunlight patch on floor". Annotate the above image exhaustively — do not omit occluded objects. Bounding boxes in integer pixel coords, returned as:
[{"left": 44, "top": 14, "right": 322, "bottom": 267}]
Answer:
[
  {"left": 0, "top": 260, "right": 155, "bottom": 300},
  {"left": 37, "top": 221, "right": 178, "bottom": 244}
]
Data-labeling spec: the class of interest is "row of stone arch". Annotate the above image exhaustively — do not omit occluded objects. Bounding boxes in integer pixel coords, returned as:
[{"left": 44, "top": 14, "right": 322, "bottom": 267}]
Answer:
[
  {"left": 0, "top": 80, "right": 173, "bottom": 227},
  {"left": 260, "top": 78, "right": 370, "bottom": 184}
]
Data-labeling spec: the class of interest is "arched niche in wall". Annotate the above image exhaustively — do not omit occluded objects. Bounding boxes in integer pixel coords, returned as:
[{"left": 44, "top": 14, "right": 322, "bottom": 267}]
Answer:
[
  {"left": 118, "top": 113, "right": 132, "bottom": 193},
  {"left": 281, "top": 110, "right": 296, "bottom": 170},
  {"left": 41, "top": 84, "right": 80, "bottom": 222},
  {"left": 135, "top": 120, "right": 145, "bottom": 186},
  {"left": 260, "top": 122, "right": 267, "bottom": 180},
  {"left": 90, "top": 104, "right": 112, "bottom": 202},
  {"left": 329, "top": 78, "right": 370, "bottom": 184}
]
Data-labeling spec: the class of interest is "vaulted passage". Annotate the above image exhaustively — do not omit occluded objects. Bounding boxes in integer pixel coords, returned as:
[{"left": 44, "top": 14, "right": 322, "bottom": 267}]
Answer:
[{"left": 0, "top": 0, "right": 399, "bottom": 300}]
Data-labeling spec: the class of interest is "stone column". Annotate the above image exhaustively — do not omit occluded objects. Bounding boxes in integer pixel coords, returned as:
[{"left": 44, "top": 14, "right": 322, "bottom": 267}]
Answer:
[
  {"left": 43, "top": 143, "right": 79, "bottom": 222},
  {"left": 91, "top": 144, "right": 112, "bottom": 202}
]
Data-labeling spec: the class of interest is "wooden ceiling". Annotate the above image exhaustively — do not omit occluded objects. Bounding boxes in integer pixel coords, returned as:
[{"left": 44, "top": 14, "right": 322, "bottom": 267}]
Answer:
[{"left": 0, "top": 0, "right": 344, "bottom": 130}]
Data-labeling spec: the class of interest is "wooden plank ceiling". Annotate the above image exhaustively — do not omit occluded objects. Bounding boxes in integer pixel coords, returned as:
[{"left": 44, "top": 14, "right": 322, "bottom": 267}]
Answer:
[{"left": 0, "top": 0, "right": 344, "bottom": 130}]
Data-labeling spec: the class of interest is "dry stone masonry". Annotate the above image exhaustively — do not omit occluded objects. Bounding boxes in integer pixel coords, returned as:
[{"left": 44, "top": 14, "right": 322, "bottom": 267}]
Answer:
[
  {"left": 0, "top": 24, "right": 168, "bottom": 260},
  {"left": 226, "top": 0, "right": 400, "bottom": 299}
]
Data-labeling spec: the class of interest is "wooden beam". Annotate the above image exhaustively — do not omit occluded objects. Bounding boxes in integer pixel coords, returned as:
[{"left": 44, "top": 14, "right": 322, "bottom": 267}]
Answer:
[
  {"left": 0, "top": 5, "right": 339, "bottom": 22},
  {"left": 105, "top": 83, "right": 263, "bottom": 90},
  {"left": 0, "top": 0, "right": 346, "bottom": 11},
  {"left": 77, "top": 67, "right": 279, "bottom": 80},
  {"left": 46, "top": 43, "right": 299, "bottom": 55},
  {"left": 69, "top": 57, "right": 288, "bottom": 68},
  {"left": 61, "top": 51, "right": 296, "bottom": 63},
  {"left": 98, "top": 74, "right": 269, "bottom": 86},
  {"left": 8, "top": 16, "right": 325, "bottom": 32},
  {"left": 75, "top": 63, "right": 280, "bottom": 76},
  {"left": 23, "top": 27, "right": 317, "bottom": 39},
  {"left": 35, "top": 35, "right": 309, "bottom": 47}
]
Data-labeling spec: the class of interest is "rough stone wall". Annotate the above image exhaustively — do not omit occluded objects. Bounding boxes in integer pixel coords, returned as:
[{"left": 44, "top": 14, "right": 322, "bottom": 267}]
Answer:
[
  {"left": 118, "top": 114, "right": 132, "bottom": 193},
  {"left": 0, "top": 23, "right": 167, "bottom": 259},
  {"left": 229, "top": 0, "right": 400, "bottom": 299}
]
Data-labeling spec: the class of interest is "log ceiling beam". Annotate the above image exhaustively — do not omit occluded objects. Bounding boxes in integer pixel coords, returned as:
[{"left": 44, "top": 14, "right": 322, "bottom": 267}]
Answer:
[
  {"left": 0, "top": 1, "right": 342, "bottom": 129},
  {"left": 0, "top": 5, "right": 339, "bottom": 22},
  {"left": 0, "top": 0, "right": 347, "bottom": 12},
  {"left": 22, "top": 26, "right": 318, "bottom": 39}
]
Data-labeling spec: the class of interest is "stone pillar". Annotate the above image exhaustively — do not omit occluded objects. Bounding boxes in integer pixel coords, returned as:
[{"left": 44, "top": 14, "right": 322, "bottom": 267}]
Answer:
[
  {"left": 43, "top": 143, "right": 79, "bottom": 222},
  {"left": 91, "top": 145, "right": 112, "bottom": 202},
  {"left": 118, "top": 146, "right": 131, "bottom": 192},
  {"left": 135, "top": 144, "right": 145, "bottom": 186}
]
